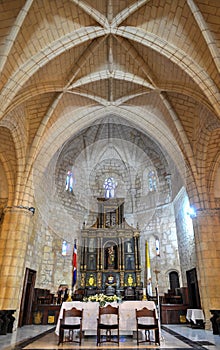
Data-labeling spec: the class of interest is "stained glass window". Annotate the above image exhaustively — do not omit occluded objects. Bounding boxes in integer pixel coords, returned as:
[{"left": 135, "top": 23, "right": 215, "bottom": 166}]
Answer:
[
  {"left": 148, "top": 170, "right": 157, "bottom": 191},
  {"left": 104, "top": 177, "right": 117, "bottom": 198},
  {"left": 65, "top": 170, "right": 75, "bottom": 192}
]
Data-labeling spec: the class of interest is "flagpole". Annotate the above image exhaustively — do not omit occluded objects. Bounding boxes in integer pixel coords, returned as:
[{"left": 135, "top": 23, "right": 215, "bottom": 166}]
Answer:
[
  {"left": 154, "top": 268, "right": 164, "bottom": 343},
  {"left": 72, "top": 239, "right": 77, "bottom": 296},
  {"left": 145, "top": 241, "right": 152, "bottom": 297}
]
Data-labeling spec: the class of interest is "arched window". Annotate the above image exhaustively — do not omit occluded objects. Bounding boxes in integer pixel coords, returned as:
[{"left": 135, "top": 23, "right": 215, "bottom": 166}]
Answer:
[
  {"left": 156, "top": 238, "right": 160, "bottom": 256},
  {"left": 148, "top": 170, "right": 157, "bottom": 191},
  {"left": 149, "top": 235, "right": 160, "bottom": 257},
  {"left": 104, "top": 177, "right": 117, "bottom": 198},
  {"left": 65, "top": 170, "right": 75, "bottom": 192},
  {"left": 62, "top": 240, "right": 67, "bottom": 256},
  {"left": 169, "top": 271, "right": 180, "bottom": 290}
]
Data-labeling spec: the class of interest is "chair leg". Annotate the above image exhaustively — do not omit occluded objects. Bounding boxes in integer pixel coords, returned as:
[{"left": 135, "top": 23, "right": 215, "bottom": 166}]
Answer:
[
  {"left": 58, "top": 327, "right": 63, "bottom": 345},
  {"left": 97, "top": 328, "right": 100, "bottom": 346},
  {"left": 69, "top": 330, "right": 73, "bottom": 342},
  {"left": 146, "top": 329, "right": 150, "bottom": 342},
  {"left": 155, "top": 328, "right": 160, "bottom": 345},
  {"left": 106, "top": 329, "right": 112, "bottom": 342}
]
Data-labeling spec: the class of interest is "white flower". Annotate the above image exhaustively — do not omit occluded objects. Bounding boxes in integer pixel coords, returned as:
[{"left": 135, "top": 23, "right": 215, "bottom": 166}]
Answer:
[{"left": 84, "top": 294, "right": 121, "bottom": 306}]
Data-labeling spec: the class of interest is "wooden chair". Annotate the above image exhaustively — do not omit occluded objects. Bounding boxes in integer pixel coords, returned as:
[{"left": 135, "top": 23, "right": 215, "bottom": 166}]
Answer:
[
  {"left": 136, "top": 307, "right": 160, "bottom": 346},
  {"left": 58, "top": 307, "right": 83, "bottom": 345},
  {"left": 97, "top": 304, "right": 119, "bottom": 345}
]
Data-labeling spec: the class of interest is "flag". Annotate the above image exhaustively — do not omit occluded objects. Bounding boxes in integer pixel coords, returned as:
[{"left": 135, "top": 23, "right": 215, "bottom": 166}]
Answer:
[
  {"left": 72, "top": 240, "right": 77, "bottom": 289},
  {"left": 146, "top": 241, "right": 152, "bottom": 296}
]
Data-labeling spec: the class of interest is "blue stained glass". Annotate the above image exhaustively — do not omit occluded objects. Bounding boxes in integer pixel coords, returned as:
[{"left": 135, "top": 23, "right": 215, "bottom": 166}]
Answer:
[{"left": 65, "top": 170, "right": 75, "bottom": 192}]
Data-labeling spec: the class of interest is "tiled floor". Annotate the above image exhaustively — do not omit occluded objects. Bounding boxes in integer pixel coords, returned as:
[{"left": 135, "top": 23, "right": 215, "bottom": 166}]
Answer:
[{"left": 0, "top": 324, "right": 220, "bottom": 350}]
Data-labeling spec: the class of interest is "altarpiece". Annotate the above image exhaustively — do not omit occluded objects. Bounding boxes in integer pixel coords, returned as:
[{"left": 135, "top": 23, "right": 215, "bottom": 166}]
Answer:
[{"left": 78, "top": 198, "right": 142, "bottom": 298}]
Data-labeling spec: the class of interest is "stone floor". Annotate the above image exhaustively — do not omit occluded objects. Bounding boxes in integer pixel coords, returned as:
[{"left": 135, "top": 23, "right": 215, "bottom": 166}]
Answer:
[{"left": 0, "top": 324, "right": 220, "bottom": 350}]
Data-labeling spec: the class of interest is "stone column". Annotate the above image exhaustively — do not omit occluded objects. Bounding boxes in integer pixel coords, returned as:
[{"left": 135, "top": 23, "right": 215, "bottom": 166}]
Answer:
[
  {"left": 0, "top": 206, "right": 33, "bottom": 324},
  {"left": 193, "top": 208, "right": 220, "bottom": 329}
]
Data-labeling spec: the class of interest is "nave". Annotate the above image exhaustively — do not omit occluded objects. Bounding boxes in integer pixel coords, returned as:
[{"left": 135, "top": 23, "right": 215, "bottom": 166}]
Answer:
[{"left": 1, "top": 324, "right": 220, "bottom": 350}]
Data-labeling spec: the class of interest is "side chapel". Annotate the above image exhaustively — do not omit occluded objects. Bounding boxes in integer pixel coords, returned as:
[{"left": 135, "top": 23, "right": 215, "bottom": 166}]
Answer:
[{"left": 78, "top": 198, "right": 142, "bottom": 299}]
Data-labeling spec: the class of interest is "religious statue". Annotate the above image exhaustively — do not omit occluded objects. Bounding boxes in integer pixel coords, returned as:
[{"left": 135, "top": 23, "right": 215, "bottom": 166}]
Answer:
[{"left": 108, "top": 246, "right": 115, "bottom": 267}]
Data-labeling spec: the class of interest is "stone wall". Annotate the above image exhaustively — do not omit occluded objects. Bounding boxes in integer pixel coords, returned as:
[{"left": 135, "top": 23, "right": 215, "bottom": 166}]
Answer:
[
  {"left": 25, "top": 213, "right": 74, "bottom": 293},
  {"left": 140, "top": 202, "right": 182, "bottom": 295},
  {"left": 174, "top": 188, "right": 196, "bottom": 286}
]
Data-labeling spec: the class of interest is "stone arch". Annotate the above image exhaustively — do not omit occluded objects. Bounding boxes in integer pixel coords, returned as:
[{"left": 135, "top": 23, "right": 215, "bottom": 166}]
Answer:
[{"left": 168, "top": 270, "right": 180, "bottom": 291}]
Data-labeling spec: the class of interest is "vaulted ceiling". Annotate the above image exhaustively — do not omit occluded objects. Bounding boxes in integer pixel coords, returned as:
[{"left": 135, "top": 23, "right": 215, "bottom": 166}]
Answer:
[{"left": 0, "top": 0, "right": 219, "bottom": 212}]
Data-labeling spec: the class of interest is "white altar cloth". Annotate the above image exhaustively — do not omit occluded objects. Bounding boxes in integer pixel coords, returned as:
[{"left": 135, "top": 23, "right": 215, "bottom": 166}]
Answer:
[
  {"left": 55, "top": 300, "right": 156, "bottom": 335},
  {"left": 186, "top": 309, "right": 205, "bottom": 324}
]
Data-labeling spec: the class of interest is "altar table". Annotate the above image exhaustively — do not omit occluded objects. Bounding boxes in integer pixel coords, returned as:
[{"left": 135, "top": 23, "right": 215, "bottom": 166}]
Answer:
[{"left": 55, "top": 300, "right": 156, "bottom": 335}]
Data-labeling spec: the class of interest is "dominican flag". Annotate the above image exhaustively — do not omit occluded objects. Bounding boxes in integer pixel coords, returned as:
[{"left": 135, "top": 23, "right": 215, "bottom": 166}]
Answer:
[{"left": 72, "top": 240, "right": 77, "bottom": 289}]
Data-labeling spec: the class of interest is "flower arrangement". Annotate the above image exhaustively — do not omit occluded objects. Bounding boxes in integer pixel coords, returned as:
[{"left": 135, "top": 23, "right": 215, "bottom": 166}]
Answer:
[{"left": 83, "top": 293, "right": 121, "bottom": 307}]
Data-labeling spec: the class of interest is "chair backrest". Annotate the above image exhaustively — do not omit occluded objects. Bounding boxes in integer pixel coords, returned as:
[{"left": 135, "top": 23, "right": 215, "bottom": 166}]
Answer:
[
  {"left": 63, "top": 307, "right": 83, "bottom": 319},
  {"left": 99, "top": 305, "right": 119, "bottom": 318},
  {"left": 136, "top": 307, "right": 157, "bottom": 324},
  {"left": 98, "top": 305, "right": 119, "bottom": 327},
  {"left": 99, "top": 304, "right": 119, "bottom": 316}
]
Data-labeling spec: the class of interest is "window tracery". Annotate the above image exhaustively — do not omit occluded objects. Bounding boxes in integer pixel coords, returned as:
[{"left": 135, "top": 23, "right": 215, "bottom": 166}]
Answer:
[{"left": 104, "top": 177, "right": 117, "bottom": 198}]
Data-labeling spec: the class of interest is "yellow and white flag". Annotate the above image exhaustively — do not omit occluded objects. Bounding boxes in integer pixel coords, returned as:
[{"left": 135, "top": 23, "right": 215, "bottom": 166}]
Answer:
[{"left": 146, "top": 241, "right": 152, "bottom": 296}]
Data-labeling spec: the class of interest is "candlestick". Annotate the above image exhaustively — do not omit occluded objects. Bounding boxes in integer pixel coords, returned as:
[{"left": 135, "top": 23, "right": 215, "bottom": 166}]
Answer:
[{"left": 142, "top": 287, "right": 147, "bottom": 300}]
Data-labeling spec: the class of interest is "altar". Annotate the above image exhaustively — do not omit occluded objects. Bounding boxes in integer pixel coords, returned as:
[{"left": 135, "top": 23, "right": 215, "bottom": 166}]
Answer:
[
  {"left": 55, "top": 300, "right": 157, "bottom": 336},
  {"left": 186, "top": 308, "right": 205, "bottom": 328}
]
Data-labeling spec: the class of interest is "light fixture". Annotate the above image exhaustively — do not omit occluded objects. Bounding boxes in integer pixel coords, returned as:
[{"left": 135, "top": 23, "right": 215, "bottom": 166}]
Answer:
[{"left": 187, "top": 206, "right": 196, "bottom": 218}]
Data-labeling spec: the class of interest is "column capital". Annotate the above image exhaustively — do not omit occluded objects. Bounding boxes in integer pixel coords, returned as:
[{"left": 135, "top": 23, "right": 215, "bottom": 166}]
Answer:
[{"left": 4, "top": 205, "right": 35, "bottom": 216}]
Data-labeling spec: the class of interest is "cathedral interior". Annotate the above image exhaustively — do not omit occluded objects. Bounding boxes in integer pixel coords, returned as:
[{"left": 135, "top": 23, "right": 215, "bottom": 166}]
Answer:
[{"left": 0, "top": 0, "right": 220, "bottom": 348}]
